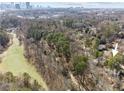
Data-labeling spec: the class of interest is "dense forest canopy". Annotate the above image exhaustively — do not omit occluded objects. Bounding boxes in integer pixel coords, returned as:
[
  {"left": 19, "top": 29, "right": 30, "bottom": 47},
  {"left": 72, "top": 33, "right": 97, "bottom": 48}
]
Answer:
[{"left": 1, "top": 8, "right": 124, "bottom": 91}]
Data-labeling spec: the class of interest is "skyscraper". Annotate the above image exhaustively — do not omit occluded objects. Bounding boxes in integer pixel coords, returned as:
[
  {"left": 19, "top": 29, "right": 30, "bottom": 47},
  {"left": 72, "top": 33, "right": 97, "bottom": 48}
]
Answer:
[
  {"left": 11, "top": 2, "right": 14, "bottom": 9},
  {"left": 15, "top": 4, "right": 20, "bottom": 9},
  {"left": 26, "top": 2, "right": 30, "bottom": 9}
]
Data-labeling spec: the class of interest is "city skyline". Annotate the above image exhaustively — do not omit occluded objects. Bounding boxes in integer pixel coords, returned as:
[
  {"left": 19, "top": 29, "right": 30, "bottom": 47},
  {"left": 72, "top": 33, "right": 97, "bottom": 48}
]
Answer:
[
  {"left": 2, "top": 2, "right": 124, "bottom": 9},
  {"left": 1, "top": 0, "right": 124, "bottom": 2}
]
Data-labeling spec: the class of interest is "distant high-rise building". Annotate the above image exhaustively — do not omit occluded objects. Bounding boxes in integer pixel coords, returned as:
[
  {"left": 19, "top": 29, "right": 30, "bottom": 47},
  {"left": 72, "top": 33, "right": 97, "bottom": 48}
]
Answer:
[
  {"left": 26, "top": 2, "right": 30, "bottom": 9},
  {"left": 11, "top": 2, "right": 14, "bottom": 5},
  {"left": 15, "top": 4, "right": 20, "bottom": 9},
  {"left": 11, "top": 2, "right": 14, "bottom": 9}
]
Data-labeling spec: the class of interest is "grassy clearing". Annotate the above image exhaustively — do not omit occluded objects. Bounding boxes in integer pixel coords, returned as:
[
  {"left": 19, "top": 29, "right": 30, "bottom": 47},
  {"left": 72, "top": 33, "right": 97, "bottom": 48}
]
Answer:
[{"left": 0, "top": 33, "right": 48, "bottom": 90}]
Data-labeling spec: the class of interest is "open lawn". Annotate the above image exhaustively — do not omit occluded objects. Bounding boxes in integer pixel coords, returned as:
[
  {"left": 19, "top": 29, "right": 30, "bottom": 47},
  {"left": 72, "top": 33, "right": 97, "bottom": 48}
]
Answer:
[{"left": 0, "top": 32, "right": 48, "bottom": 90}]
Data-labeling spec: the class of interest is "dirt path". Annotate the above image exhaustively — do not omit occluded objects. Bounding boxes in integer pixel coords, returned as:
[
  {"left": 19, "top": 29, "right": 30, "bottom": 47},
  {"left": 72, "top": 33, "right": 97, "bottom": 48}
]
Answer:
[{"left": 0, "top": 32, "right": 48, "bottom": 90}]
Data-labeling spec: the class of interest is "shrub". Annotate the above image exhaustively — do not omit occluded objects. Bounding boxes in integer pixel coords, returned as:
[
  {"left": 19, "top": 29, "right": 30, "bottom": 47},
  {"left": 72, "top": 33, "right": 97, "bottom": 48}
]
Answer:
[
  {"left": 63, "top": 19, "right": 74, "bottom": 28},
  {"left": 27, "top": 27, "right": 45, "bottom": 41},
  {"left": 46, "top": 32, "right": 70, "bottom": 58},
  {"left": 93, "top": 50, "right": 103, "bottom": 58},
  {"left": 73, "top": 55, "right": 88, "bottom": 75},
  {"left": 105, "top": 54, "right": 124, "bottom": 70},
  {"left": 23, "top": 72, "right": 31, "bottom": 88},
  {"left": 99, "top": 21, "right": 120, "bottom": 38},
  {"left": 92, "top": 37, "right": 100, "bottom": 49},
  {"left": 0, "top": 30, "right": 9, "bottom": 47},
  {"left": 1, "top": 18, "right": 21, "bottom": 28},
  {"left": 5, "top": 72, "right": 14, "bottom": 83},
  {"left": 84, "top": 38, "right": 92, "bottom": 47}
]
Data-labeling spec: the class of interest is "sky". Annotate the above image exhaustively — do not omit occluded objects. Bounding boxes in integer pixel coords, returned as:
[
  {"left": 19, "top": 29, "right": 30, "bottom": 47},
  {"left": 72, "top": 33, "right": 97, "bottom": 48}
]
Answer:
[
  {"left": 1, "top": 0, "right": 124, "bottom": 8},
  {"left": 1, "top": 0, "right": 124, "bottom": 2}
]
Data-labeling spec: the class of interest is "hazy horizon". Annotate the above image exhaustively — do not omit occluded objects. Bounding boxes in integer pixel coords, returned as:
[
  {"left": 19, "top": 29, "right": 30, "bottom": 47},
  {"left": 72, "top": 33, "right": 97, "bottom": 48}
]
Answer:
[{"left": 2, "top": 2, "right": 124, "bottom": 8}]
